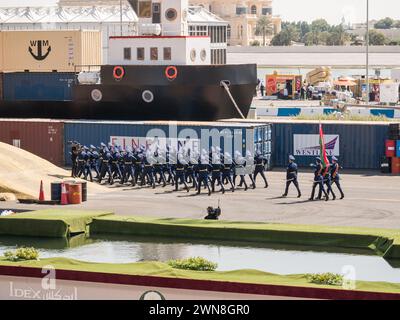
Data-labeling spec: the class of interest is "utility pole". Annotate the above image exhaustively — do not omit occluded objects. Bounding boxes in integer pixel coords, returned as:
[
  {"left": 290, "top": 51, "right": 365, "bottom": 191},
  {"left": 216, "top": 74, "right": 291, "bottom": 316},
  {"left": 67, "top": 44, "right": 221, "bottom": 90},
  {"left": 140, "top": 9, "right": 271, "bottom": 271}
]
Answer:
[{"left": 366, "top": 0, "right": 370, "bottom": 104}]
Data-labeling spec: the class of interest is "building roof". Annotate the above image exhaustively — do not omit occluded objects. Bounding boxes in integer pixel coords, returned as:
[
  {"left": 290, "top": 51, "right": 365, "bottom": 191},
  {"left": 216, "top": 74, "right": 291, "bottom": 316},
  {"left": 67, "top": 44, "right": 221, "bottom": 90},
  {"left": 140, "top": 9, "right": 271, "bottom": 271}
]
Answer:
[
  {"left": 0, "top": 5, "right": 226, "bottom": 25},
  {"left": 0, "top": 5, "right": 137, "bottom": 24}
]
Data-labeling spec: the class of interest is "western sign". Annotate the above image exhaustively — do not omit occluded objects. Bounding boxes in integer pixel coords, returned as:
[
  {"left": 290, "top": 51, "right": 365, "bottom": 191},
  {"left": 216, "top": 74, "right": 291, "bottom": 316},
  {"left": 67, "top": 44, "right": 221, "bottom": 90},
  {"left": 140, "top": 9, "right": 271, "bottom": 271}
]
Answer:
[{"left": 294, "top": 134, "right": 340, "bottom": 156}]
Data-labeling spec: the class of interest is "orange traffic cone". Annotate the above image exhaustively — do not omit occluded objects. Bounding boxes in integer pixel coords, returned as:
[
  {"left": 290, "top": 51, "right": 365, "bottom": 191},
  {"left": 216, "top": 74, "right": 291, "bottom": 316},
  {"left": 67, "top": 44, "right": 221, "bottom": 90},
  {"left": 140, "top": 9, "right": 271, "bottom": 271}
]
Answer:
[
  {"left": 60, "top": 182, "right": 68, "bottom": 205},
  {"left": 39, "top": 180, "right": 45, "bottom": 202}
]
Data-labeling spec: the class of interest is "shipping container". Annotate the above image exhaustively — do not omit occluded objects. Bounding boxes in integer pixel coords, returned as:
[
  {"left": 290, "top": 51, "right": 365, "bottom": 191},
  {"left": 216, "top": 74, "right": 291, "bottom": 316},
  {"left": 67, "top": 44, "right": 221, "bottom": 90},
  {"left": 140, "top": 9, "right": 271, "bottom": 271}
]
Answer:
[
  {"left": 0, "top": 30, "right": 102, "bottom": 73},
  {"left": 392, "top": 157, "right": 400, "bottom": 174},
  {"left": 0, "top": 32, "right": 3, "bottom": 72},
  {"left": 397, "top": 140, "right": 400, "bottom": 158},
  {"left": 0, "top": 73, "right": 3, "bottom": 100},
  {"left": 0, "top": 119, "right": 64, "bottom": 166},
  {"left": 385, "top": 140, "right": 396, "bottom": 158},
  {"left": 272, "top": 121, "right": 389, "bottom": 170},
  {"left": 63, "top": 121, "right": 272, "bottom": 167},
  {"left": 2, "top": 72, "right": 75, "bottom": 101}
]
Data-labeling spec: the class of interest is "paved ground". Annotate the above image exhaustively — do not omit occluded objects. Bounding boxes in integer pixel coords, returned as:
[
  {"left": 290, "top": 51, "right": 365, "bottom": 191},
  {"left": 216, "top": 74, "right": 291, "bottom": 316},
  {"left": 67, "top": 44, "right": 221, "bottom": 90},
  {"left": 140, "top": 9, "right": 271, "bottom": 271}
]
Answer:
[{"left": 1, "top": 170, "right": 400, "bottom": 230}]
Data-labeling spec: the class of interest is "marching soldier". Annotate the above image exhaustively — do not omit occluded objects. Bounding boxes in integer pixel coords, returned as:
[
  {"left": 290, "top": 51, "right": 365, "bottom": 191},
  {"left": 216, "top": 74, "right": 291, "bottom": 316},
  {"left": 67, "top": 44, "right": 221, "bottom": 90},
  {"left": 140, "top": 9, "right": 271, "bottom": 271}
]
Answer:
[
  {"left": 175, "top": 152, "right": 190, "bottom": 192},
  {"left": 70, "top": 141, "right": 81, "bottom": 178},
  {"left": 153, "top": 150, "right": 167, "bottom": 187},
  {"left": 282, "top": 155, "right": 301, "bottom": 198},
  {"left": 330, "top": 156, "right": 345, "bottom": 199},
  {"left": 253, "top": 150, "right": 269, "bottom": 188},
  {"left": 141, "top": 150, "right": 156, "bottom": 188},
  {"left": 197, "top": 155, "right": 212, "bottom": 196},
  {"left": 82, "top": 146, "right": 93, "bottom": 182},
  {"left": 122, "top": 147, "right": 136, "bottom": 185},
  {"left": 222, "top": 152, "right": 235, "bottom": 192},
  {"left": 318, "top": 162, "right": 336, "bottom": 200},
  {"left": 234, "top": 151, "right": 248, "bottom": 191},
  {"left": 98, "top": 149, "right": 114, "bottom": 185},
  {"left": 211, "top": 153, "right": 225, "bottom": 194},
  {"left": 309, "top": 157, "right": 329, "bottom": 201},
  {"left": 89, "top": 145, "right": 100, "bottom": 179}
]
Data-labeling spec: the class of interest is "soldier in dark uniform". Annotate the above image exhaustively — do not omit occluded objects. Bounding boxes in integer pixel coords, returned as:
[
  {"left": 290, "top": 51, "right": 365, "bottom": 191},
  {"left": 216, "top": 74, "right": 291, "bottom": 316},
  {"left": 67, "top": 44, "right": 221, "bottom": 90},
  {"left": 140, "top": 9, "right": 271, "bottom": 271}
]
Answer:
[
  {"left": 153, "top": 150, "right": 167, "bottom": 187},
  {"left": 211, "top": 153, "right": 225, "bottom": 194},
  {"left": 76, "top": 146, "right": 86, "bottom": 178},
  {"left": 222, "top": 152, "right": 235, "bottom": 192},
  {"left": 253, "top": 150, "right": 269, "bottom": 188},
  {"left": 70, "top": 141, "right": 80, "bottom": 178},
  {"left": 197, "top": 156, "right": 212, "bottom": 196},
  {"left": 318, "top": 162, "right": 336, "bottom": 200},
  {"left": 330, "top": 156, "right": 344, "bottom": 199},
  {"left": 111, "top": 149, "right": 123, "bottom": 182},
  {"left": 98, "top": 149, "right": 114, "bottom": 185},
  {"left": 175, "top": 152, "right": 190, "bottom": 192},
  {"left": 309, "top": 157, "right": 329, "bottom": 201},
  {"left": 82, "top": 146, "right": 93, "bottom": 182},
  {"left": 234, "top": 151, "right": 248, "bottom": 191},
  {"left": 122, "top": 147, "right": 136, "bottom": 185},
  {"left": 134, "top": 148, "right": 143, "bottom": 186},
  {"left": 141, "top": 151, "right": 156, "bottom": 188},
  {"left": 89, "top": 145, "right": 100, "bottom": 179},
  {"left": 282, "top": 155, "right": 301, "bottom": 198}
]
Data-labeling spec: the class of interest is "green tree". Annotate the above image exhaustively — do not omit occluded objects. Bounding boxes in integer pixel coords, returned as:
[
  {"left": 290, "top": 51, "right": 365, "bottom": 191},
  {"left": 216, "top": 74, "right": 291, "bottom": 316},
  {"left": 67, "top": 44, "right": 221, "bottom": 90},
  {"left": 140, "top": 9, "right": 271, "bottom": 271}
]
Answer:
[
  {"left": 368, "top": 29, "right": 387, "bottom": 45},
  {"left": 311, "top": 19, "right": 331, "bottom": 33},
  {"left": 327, "top": 25, "right": 350, "bottom": 45},
  {"left": 255, "top": 16, "right": 274, "bottom": 46},
  {"left": 374, "top": 17, "right": 394, "bottom": 29},
  {"left": 270, "top": 29, "right": 292, "bottom": 46}
]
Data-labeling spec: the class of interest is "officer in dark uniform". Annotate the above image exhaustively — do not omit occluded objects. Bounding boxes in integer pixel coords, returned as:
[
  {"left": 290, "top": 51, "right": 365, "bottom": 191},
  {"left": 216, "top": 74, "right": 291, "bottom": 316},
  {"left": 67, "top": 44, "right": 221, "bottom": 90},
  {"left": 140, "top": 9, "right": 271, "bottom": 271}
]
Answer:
[
  {"left": 222, "top": 152, "right": 235, "bottom": 192},
  {"left": 98, "top": 149, "right": 114, "bottom": 185},
  {"left": 70, "top": 141, "right": 80, "bottom": 178},
  {"left": 318, "top": 162, "right": 336, "bottom": 200},
  {"left": 141, "top": 151, "right": 156, "bottom": 188},
  {"left": 282, "top": 155, "right": 301, "bottom": 198},
  {"left": 82, "top": 146, "right": 93, "bottom": 182},
  {"left": 197, "top": 155, "right": 212, "bottom": 196},
  {"left": 89, "top": 145, "right": 100, "bottom": 179},
  {"left": 153, "top": 150, "right": 167, "bottom": 187},
  {"left": 134, "top": 148, "right": 143, "bottom": 186},
  {"left": 253, "top": 150, "right": 269, "bottom": 188},
  {"left": 76, "top": 146, "right": 86, "bottom": 178},
  {"left": 310, "top": 157, "right": 329, "bottom": 201},
  {"left": 330, "top": 156, "right": 344, "bottom": 199},
  {"left": 122, "top": 147, "right": 136, "bottom": 185},
  {"left": 175, "top": 153, "right": 190, "bottom": 192},
  {"left": 211, "top": 154, "right": 225, "bottom": 194}
]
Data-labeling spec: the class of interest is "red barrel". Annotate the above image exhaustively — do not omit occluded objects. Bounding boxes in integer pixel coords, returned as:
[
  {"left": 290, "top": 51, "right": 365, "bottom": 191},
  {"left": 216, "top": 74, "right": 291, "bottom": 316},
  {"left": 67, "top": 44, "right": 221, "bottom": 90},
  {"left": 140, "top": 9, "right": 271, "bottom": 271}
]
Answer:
[
  {"left": 386, "top": 140, "right": 396, "bottom": 158},
  {"left": 392, "top": 157, "right": 400, "bottom": 174},
  {"left": 67, "top": 183, "right": 82, "bottom": 205}
]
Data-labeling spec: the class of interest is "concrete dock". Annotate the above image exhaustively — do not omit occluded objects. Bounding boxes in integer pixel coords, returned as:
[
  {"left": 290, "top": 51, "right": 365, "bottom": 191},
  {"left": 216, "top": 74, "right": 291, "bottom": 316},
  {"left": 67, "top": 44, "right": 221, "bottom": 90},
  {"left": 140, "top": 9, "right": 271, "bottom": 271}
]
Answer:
[{"left": 1, "top": 170, "right": 399, "bottom": 230}]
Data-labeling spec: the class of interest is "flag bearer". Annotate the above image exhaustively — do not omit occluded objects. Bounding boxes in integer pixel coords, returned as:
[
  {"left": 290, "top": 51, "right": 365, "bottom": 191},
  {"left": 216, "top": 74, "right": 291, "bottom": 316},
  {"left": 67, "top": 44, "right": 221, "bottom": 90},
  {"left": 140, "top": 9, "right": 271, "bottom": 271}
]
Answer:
[
  {"left": 282, "top": 155, "right": 301, "bottom": 198},
  {"left": 309, "top": 157, "right": 329, "bottom": 201},
  {"left": 318, "top": 162, "right": 336, "bottom": 200},
  {"left": 330, "top": 156, "right": 345, "bottom": 199}
]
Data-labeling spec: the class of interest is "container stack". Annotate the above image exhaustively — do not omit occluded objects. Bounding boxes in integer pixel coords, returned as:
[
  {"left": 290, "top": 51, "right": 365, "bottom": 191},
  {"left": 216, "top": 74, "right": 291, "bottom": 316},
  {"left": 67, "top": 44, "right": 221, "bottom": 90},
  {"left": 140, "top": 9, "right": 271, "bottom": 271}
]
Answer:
[
  {"left": 0, "top": 30, "right": 101, "bottom": 102},
  {"left": 385, "top": 123, "right": 400, "bottom": 174}
]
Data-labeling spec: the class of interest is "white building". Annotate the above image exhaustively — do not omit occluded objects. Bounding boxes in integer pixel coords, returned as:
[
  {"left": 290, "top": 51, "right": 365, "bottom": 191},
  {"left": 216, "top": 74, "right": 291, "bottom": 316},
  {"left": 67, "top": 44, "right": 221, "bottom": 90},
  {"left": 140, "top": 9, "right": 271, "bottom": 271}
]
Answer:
[{"left": 0, "top": 1, "right": 228, "bottom": 64}]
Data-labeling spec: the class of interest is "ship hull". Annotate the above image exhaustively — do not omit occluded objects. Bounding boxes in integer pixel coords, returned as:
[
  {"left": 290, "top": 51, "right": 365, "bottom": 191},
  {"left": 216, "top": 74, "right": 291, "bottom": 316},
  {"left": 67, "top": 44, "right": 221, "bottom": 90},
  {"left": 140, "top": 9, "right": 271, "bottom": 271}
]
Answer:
[{"left": 0, "top": 64, "right": 257, "bottom": 121}]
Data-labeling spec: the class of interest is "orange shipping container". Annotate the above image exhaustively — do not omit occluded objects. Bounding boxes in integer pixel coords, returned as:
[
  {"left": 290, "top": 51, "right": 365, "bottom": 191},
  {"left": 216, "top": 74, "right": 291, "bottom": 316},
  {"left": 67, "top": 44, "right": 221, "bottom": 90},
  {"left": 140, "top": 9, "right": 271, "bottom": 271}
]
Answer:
[
  {"left": 0, "top": 30, "right": 102, "bottom": 73},
  {"left": 392, "top": 157, "right": 400, "bottom": 174}
]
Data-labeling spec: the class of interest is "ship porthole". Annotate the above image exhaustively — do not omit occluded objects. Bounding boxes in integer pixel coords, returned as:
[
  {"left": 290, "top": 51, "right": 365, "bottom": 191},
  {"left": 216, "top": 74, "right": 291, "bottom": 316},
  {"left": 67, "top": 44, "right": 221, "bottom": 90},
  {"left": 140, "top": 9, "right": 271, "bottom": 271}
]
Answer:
[
  {"left": 142, "top": 90, "right": 154, "bottom": 103},
  {"left": 165, "top": 8, "right": 177, "bottom": 21},
  {"left": 91, "top": 89, "right": 103, "bottom": 102},
  {"left": 200, "top": 49, "right": 207, "bottom": 61},
  {"left": 190, "top": 49, "right": 196, "bottom": 62}
]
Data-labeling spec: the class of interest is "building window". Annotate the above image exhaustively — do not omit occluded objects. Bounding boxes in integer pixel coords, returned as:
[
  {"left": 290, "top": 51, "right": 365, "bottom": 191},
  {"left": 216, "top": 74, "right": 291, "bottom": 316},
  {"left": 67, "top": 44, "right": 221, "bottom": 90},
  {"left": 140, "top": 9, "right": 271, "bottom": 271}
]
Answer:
[
  {"left": 150, "top": 47, "right": 158, "bottom": 60},
  {"left": 227, "top": 25, "right": 231, "bottom": 39},
  {"left": 164, "top": 47, "right": 171, "bottom": 60},
  {"left": 262, "top": 7, "right": 272, "bottom": 15},
  {"left": 236, "top": 6, "right": 247, "bottom": 15},
  {"left": 137, "top": 47, "right": 145, "bottom": 60},
  {"left": 251, "top": 5, "right": 257, "bottom": 14},
  {"left": 124, "top": 47, "right": 131, "bottom": 60},
  {"left": 139, "top": 1, "right": 152, "bottom": 18}
]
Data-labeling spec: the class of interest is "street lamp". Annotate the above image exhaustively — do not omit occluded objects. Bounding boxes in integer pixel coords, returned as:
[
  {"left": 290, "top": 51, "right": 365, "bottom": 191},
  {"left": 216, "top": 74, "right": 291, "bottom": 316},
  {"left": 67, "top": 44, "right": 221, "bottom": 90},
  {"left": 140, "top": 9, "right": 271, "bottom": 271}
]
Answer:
[{"left": 366, "top": 0, "right": 370, "bottom": 104}]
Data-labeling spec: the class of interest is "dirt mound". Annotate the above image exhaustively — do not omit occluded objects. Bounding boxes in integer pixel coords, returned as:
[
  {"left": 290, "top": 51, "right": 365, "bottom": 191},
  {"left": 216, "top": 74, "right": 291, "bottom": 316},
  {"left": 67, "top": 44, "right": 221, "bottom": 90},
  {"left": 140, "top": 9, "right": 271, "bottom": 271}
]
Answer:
[{"left": 0, "top": 142, "right": 109, "bottom": 199}]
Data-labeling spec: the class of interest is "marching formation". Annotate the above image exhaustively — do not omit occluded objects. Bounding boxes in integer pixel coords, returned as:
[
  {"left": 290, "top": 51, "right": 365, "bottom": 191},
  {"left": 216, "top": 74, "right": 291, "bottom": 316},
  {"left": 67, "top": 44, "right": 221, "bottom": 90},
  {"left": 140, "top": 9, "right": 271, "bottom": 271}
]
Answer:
[
  {"left": 69, "top": 142, "right": 344, "bottom": 200},
  {"left": 69, "top": 142, "right": 269, "bottom": 196}
]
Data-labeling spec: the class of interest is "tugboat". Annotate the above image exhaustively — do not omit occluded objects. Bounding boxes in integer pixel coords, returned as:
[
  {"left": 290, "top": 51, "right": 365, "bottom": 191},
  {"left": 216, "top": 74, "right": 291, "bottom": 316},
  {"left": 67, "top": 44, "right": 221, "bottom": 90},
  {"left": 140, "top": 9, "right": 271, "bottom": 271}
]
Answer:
[{"left": 0, "top": 0, "right": 257, "bottom": 121}]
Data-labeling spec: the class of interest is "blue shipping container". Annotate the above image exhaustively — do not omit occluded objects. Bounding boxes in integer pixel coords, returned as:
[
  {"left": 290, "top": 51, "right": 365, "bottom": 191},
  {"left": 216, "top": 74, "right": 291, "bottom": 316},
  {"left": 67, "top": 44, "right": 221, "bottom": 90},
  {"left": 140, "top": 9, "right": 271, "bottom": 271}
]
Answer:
[
  {"left": 3, "top": 72, "right": 75, "bottom": 101},
  {"left": 63, "top": 121, "right": 273, "bottom": 167},
  {"left": 397, "top": 140, "right": 400, "bottom": 158},
  {"left": 272, "top": 122, "right": 389, "bottom": 170}
]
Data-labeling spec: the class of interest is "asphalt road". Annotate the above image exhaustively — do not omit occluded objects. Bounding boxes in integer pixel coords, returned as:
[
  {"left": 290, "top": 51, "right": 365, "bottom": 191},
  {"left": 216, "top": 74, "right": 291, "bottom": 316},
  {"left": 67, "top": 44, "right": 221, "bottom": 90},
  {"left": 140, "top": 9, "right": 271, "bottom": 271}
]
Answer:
[{"left": 1, "top": 170, "right": 399, "bottom": 230}]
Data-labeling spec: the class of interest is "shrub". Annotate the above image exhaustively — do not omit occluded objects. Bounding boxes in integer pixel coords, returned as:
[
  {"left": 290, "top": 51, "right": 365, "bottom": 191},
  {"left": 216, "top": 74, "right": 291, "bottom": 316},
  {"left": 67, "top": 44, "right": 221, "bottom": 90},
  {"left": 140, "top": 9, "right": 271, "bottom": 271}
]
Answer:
[
  {"left": 306, "top": 273, "right": 343, "bottom": 286},
  {"left": 4, "top": 247, "right": 40, "bottom": 262},
  {"left": 167, "top": 257, "right": 218, "bottom": 271}
]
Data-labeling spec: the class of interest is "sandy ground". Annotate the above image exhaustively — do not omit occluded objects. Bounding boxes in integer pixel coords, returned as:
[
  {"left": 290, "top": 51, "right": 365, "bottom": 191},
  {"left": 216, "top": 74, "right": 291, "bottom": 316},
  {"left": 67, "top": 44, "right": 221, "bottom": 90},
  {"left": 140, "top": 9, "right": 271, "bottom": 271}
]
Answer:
[
  {"left": 1, "top": 169, "right": 400, "bottom": 230},
  {"left": 0, "top": 142, "right": 110, "bottom": 199}
]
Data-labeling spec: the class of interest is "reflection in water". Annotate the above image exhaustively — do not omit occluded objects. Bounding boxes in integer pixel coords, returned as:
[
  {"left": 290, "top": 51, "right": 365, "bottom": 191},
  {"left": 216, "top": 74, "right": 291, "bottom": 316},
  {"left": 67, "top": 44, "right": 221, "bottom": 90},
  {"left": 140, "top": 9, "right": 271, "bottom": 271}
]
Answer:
[{"left": 0, "top": 235, "right": 399, "bottom": 283}]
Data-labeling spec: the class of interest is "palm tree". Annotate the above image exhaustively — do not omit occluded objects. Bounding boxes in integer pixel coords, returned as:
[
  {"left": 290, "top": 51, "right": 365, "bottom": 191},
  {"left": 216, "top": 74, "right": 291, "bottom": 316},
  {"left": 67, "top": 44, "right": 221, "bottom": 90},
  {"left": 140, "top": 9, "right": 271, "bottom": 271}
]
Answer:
[{"left": 255, "top": 16, "right": 274, "bottom": 46}]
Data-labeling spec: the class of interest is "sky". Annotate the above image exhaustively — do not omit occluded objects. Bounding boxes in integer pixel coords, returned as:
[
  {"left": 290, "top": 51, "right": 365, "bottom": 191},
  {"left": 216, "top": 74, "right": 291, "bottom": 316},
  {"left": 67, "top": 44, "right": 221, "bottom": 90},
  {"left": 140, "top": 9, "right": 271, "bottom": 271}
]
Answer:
[{"left": 0, "top": 0, "right": 400, "bottom": 24}]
